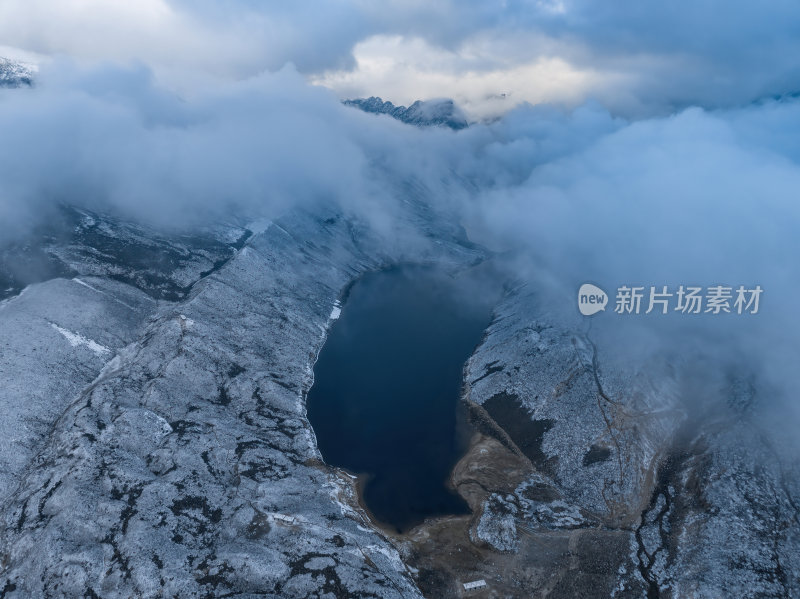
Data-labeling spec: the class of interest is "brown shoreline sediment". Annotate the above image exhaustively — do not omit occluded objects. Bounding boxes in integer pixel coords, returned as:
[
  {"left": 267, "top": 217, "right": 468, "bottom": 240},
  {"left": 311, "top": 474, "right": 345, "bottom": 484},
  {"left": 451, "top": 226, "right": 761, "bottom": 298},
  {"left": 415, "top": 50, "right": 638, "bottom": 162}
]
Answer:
[
  {"left": 333, "top": 415, "right": 535, "bottom": 597},
  {"left": 328, "top": 397, "right": 619, "bottom": 598},
  {"left": 393, "top": 427, "right": 535, "bottom": 598},
  {"left": 322, "top": 389, "right": 555, "bottom": 596}
]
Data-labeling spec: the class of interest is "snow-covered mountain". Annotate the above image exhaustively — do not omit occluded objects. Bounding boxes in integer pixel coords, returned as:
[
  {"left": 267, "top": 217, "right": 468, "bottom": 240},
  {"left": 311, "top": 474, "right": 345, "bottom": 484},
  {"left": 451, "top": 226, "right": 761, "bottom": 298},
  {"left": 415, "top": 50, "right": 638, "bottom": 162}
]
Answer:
[
  {"left": 0, "top": 204, "right": 797, "bottom": 596},
  {"left": 0, "top": 201, "right": 477, "bottom": 597},
  {"left": 344, "top": 96, "right": 468, "bottom": 130},
  {"left": 0, "top": 58, "right": 33, "bottom": 88}
]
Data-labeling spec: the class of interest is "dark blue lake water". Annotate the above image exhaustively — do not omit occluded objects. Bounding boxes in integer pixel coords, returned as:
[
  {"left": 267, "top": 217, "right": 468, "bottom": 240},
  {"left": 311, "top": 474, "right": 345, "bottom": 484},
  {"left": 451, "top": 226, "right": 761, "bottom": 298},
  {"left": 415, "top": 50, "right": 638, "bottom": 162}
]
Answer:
[{"left": 307, "top": 265, "right": 497, "bottom": 532}]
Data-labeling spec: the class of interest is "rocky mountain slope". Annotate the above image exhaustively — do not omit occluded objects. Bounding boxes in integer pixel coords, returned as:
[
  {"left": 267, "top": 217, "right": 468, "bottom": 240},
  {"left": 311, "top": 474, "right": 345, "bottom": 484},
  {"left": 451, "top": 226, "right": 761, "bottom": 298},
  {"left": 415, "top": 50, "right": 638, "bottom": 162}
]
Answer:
[
  {"left": 0, "top": 201, "right": 480, "bottom": 597},
  {"left": 453, "top": 288, "right": 800, "bottom": 598},
  {"left": 0, "top": 201, "right": 797, "bottom": 597}
]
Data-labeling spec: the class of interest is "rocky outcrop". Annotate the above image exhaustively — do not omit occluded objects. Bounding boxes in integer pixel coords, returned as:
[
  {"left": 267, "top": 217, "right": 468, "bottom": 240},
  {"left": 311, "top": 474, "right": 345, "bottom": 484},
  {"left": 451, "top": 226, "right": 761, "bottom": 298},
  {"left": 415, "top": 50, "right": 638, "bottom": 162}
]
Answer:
[
  {"left": 459, "top": 285, "right": 800, "bottom": 598},
  {"left": 0, "top": 206, "right": 251, "bottom": 302},
  {"left": 0, "top": 203, "right": 482, "bottom": 597},
  {"left": 0, "top": 202, "right": 797, "bottom": 597}
]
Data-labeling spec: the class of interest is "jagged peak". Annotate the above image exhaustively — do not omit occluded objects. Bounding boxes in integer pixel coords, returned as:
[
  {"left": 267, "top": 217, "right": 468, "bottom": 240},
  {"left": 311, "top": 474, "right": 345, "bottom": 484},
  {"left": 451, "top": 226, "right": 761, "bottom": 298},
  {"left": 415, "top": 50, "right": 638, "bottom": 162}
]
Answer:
[
  {"left": 344, "top": 96, "right": 468, "bottom": 130},
  {"left": 0, "top": 57, "right": 34, "bottom": 88}
]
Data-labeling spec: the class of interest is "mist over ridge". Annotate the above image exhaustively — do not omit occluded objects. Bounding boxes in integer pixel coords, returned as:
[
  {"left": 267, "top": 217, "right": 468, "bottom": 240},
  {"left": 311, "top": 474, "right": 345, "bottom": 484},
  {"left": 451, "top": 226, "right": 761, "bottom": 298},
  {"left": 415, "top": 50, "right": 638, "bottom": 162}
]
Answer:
[
  {"left": 2, "top": 59, "right": 799, "bottom": 412},
  {"left": 1, "top": 3, "right": 800, "bottom": 596}
]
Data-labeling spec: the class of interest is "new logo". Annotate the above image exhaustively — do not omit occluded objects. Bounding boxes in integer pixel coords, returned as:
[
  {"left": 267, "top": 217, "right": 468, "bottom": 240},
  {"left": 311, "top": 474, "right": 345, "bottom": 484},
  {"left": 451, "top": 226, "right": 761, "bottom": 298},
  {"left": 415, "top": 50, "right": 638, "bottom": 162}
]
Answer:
[{"left": 578, "top": 283, "right": 608, "bottom": 316}]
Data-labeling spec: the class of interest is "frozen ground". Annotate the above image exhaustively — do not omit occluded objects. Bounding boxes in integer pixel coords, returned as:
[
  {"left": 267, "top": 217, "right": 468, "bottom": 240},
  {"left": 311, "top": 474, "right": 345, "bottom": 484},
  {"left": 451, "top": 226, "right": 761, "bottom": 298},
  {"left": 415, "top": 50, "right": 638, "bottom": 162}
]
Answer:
[
  {"left": 462, "top": 286, "right": 800, "bottom": 598},
  {"left": 0, "top": 204, "right": 796, "bottom": 596},
  {"left": 0, "top": 202, "right": 479, "bottom": 597}
]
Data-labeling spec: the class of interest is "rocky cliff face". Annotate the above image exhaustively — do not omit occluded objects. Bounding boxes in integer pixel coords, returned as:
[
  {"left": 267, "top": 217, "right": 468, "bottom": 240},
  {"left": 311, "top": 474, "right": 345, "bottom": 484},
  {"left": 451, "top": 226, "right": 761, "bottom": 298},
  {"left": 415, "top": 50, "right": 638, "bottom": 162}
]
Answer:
[{"left": 0, "top": 201, "right": 797, "bottom": 598}]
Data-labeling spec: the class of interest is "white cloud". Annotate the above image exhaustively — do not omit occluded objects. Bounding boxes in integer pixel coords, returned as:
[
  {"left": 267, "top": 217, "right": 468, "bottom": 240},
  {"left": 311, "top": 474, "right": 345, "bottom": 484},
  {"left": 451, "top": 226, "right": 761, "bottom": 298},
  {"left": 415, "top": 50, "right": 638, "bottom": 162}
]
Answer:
[
  {"left": 2, "top": 2, "right": 800, "bottom": 421},
  {"left": 0, "top": 51, "right": 799, "bottom": 426},
  {"left": 2, "top": 1, "right": 800, "bottom": 117},
  {"left": 0, "top": 0, "right": 353, "bottom": 80},
  {"left": 312, "top": 34, "right": 624, "bottom": 120}
]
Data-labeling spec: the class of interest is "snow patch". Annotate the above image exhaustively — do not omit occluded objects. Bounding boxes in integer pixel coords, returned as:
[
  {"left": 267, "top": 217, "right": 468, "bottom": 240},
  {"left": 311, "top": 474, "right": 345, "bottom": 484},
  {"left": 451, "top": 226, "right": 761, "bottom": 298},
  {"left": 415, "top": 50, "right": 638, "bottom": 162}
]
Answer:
[
  {"left": 72, "top": 278, "right": 137, "bottom": 310},
  {"left": 364, "top": 544, "right": 407, "bottom": 572},
  {"left": 49, "top": 323, "right": 111, "bottom": 357},
  {"left": 72, "top": 278, "right": 102, "bottom": 293},
  {"left": 324, "top": 475, "right": 362, "bottom": 521},
  {"left": 246, "top": 218, "right": 273, "bottom": 235},
  {"left": 329, "top": 300, "right": 342, "bottom": 321},
  {"left": 0, "top": 285, "right": 29, "bottom": 311}
]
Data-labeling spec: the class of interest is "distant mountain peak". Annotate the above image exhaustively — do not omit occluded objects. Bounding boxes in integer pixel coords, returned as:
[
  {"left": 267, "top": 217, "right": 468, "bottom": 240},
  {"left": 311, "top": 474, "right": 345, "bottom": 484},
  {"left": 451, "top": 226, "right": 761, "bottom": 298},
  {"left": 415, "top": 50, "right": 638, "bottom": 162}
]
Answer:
[
  {"left": 344, "top": 96, "right": 468, "bottom": 130},
  {"left": 0, "top": 57, "right": 34, "bottom": 88}
]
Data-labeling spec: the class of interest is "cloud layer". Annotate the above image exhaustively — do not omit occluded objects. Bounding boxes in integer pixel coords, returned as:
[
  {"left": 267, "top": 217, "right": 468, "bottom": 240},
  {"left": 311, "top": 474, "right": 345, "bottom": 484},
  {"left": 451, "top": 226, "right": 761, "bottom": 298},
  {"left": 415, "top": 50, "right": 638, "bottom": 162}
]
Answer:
[
  {"left": 1, "top": 2, "right": 800, "bottom": 425},
  {"left": 3, "top": 1, "right": 800, "bottom": 117},
  {"left": 2, "top": 63, "right": 798, "bottom": 376}
]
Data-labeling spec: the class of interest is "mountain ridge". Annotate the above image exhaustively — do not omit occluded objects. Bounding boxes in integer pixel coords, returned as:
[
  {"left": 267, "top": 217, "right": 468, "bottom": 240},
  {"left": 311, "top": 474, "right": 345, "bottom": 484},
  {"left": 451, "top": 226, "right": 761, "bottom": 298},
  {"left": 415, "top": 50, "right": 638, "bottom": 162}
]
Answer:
[
  {"left": 0, "top": 58, "right": 33, "bottom": 88},
  {"left": 344, "top": 96, "right": 468, "bottom": 130}
]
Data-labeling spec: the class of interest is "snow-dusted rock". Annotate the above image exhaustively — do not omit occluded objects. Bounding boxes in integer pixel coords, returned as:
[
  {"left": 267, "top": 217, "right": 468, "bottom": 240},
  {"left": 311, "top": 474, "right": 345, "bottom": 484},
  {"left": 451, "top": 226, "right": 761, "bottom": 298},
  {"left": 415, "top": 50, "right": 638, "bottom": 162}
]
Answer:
[
  {"left": 463, "top": 285, "right": 800, "bottom": 597},
  {"left": 344, "top": 96, "right": 468, "bottom": 130},
  {"left": 0, "top": 198, "right": 797, "bottom": 597},
  {"left": 0, "top": 58, "right": 33, "bottom": 88},
  {"left": 0, "top": 276, "right": 155, "bottom": 503},
  {"left": 0, "top": 204, "right": 481, "bottom": 597}
]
